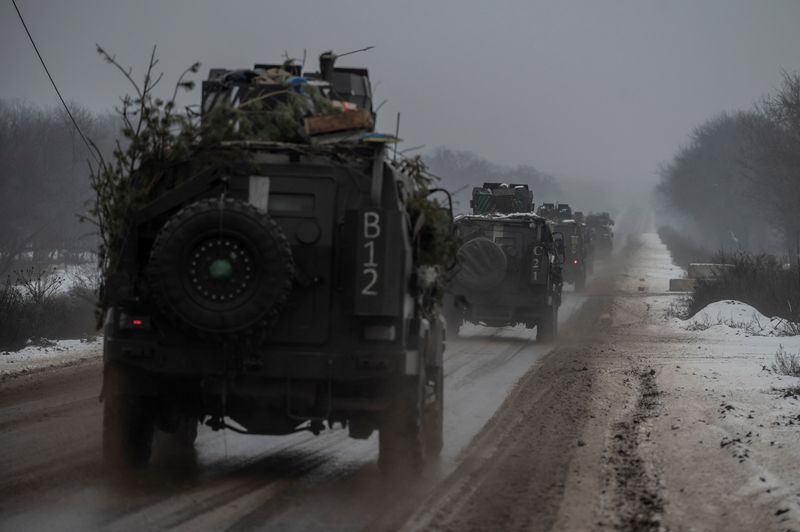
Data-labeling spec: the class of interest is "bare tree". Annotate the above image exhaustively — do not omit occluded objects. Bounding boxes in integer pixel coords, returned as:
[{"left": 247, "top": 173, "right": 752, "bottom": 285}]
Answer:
[{"left": 0, "top": 100, "right": 116, "bottom": 276}]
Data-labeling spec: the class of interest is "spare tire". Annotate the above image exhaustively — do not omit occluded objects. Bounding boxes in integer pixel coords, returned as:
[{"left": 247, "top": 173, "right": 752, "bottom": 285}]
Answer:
[
  {"left": 148, "top": 197, "right": 294, "bottom": 335},
  {"left": 452, "top": 237, "right": 507, "bottom": 292}
]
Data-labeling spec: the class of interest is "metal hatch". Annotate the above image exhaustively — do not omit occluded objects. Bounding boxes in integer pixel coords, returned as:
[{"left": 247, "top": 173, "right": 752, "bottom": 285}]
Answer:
[{"left": 260, "top": 176, "right": 336, "bottom": 345}]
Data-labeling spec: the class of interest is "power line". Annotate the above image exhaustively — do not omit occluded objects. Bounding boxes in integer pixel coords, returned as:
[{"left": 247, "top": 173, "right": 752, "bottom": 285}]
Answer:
[{"left": 11, "top": 0, "right": 100, "bottom": 165}]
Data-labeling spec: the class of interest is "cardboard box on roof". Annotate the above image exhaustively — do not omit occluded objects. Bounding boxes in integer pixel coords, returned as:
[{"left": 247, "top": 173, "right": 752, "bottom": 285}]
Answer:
[{"left": 304, "top": 109, "right": 373, "bottom": 136}]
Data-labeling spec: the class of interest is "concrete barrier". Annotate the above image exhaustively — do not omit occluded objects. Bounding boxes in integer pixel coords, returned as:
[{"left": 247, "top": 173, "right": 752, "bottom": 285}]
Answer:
[
  {"left": 687, "top": 263, "right": 733, "bottom": 281},
  {"left": 668, "top": 263, "right": 732, "bottom": 292},
  {"left": 669, "top": 278, "right": 695, "bottom": 292}
]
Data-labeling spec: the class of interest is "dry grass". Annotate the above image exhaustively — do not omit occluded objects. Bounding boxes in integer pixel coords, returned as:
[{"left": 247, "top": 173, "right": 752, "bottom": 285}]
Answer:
[
  {"left": 664, "top": 296, "right": 691, "bottom": 320},
  {"left": 0, "top": 268, "right": 97, "bottom": 352},
  {"left": 690, "top": 252, "right": 800, "bottom": 328},
  {"left": 771, "top": 346, "right": 800, "bottom": 378}
]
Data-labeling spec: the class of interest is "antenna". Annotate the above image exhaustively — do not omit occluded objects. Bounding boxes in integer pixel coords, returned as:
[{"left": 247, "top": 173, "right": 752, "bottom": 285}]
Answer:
[
  {"left": 374, "top": 99, "right": 388, "bottom": 114},
  {"left": 393, "top": 112, "right": 401, "bottom": 162},
  {"left": 337, "top": 45, "right": 375, "bottom": 59},
  {"left": 400, "top": 144, "right": 425, "bottom": 155}
]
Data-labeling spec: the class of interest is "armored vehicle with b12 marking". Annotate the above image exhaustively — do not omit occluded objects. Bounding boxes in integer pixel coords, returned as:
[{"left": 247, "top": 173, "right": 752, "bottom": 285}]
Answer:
[{"left": 101, "top": 52, "right": 452, "bottom": 474}]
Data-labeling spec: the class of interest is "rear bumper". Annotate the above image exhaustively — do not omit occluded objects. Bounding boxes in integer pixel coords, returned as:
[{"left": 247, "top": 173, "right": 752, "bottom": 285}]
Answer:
[
  {"left": 458, "top": 293, "right": 552, "bottom": 326},
  {"left": 562, "top": 263, "right": 584, "bottom": 282},
  {"left": 104, "top": 334, "right": 418, "bottom": 381}
]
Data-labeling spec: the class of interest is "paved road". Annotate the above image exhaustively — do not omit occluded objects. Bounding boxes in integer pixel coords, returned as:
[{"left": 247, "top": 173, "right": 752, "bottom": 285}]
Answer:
[{"left": 0, "top": 293, "right": 588, "bottom": 532}]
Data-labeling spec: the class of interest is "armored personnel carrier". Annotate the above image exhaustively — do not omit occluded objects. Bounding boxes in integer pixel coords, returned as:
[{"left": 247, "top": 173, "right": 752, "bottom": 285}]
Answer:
[
  {"left": 445, "top": 185, "right": 563, "bottom": 341},
  {"left": 586, "top": 212, "right": 614, "bottom": 257},
  {"left": 556, "top": 203, "right": 574, "bottom": 221},
  {"left": 537, "top": 202, "right": 557, "bottom": 220},
  {"left": 553, "top": 219, "right": 589, "bottom": 291},
  {"left": 536, "top": 203, "right": 591, "bottom": 291},
  {"left": 101, "top": 53, "right": 451, "bottom": 474},
  {"left": 470, "top": 182, "right": 534, "bottom": 214},
  {"left": 536, "top": 202, "right": 574, "bottom": 223}
]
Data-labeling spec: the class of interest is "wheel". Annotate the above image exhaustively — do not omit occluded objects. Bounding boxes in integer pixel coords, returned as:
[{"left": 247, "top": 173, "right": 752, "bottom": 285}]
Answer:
[
  {"left": 378, "top": 363, "right": 444, "bottom": 475},
  {"left": 148, "top": 197, "right": 294, "bottom": 336},
  {"left": 172, "top": 415, "right": 199, "bottom": 447},
  {"left": 424, "top": 366, "right": 444, "bottom": 458},
  {"left": 151, "top": 414, "right": 199, "bottom": 470},
  {"left": 453, "top": 237, "right": 507, "bottom": 292},
  {"left": 443, "top": 295, "right": 464, "bottom": 339},
  {"left": 537, "top": 303, "right": 558, "bottom": 343},
  {"left": 103, "top": 392, "right": 155, "bottom": 470},
  {"left": 446, "top": 315, "right": 461, "bottom": 339}
]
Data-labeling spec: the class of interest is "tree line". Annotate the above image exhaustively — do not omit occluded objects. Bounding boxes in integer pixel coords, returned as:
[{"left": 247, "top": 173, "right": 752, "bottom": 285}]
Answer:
[
  {"left": 656, "top": 71, "right": 800, "bottom": 258},
  {"left": 0, "top": 100, "right": 117, "bottom": 275},
  {"left": 424, "top": 147, "right": 562, "bottom": 213}
]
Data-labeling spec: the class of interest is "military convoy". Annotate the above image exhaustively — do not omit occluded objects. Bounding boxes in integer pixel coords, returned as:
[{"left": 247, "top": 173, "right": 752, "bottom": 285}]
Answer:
[{"left": 100, "top": 52, "right": 614, "bottom": 475}]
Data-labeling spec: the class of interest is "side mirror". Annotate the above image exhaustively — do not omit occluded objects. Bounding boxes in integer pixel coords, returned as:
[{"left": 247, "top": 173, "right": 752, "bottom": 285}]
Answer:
[{"left": 428, "top": 188, "right": 454, "bottom": 222}]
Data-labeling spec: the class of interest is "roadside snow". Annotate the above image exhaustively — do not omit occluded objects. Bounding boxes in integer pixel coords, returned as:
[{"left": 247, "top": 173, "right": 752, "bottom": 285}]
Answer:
[
  {"left": 681, "top": 299, "right": 799, "bottom": 337},
  {"left": 0, "top": 337, "right": 102, "bottom": 380},
  {"left": 54, "top": 263, "right": 100, "bottom": 295},
  {"left": 618, "top": 233, "right": 800, "bottom": 530}
]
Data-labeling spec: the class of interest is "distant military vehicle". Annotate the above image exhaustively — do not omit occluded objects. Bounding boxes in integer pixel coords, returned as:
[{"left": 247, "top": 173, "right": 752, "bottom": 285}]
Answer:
[
  {"left": 101, "top": 53, "right": 451, "bottom": 474},
  {"left": 470, "top": 182, "right": 534, "bottom": 214},
  {"left": 537, "top": 202, "right": 574, "bottom": 222},
  {"left": 536, "top": 203, "right": 592, "bottom": 290},
  {"left": 537, "top": 202, "right": 557, "bottom": 220},
  {"left": 556, "top": 203, "right": 573, "bottom": 221},
  {"left": 585, "top": 212, "right": 614, "bottom": 257},
  {"left": 445, "top": 185, "right": 563, "bottom": 341},
  {"left": 553, "top": 219, "right": 589, "bottom": 291}
]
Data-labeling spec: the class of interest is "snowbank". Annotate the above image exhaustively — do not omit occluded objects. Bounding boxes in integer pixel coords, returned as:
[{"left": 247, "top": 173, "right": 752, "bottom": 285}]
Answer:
[
  {"left": 0, "top": 337, "right": 102, "bottom": 380},
  {"left": 681, "top": 300, "right": 798, "bottom": 337}
]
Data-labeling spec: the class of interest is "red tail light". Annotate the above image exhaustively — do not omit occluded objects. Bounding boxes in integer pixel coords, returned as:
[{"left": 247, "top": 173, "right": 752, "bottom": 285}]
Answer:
[{"left": 118, "top": 310, "right": 151, "bottom": 331}]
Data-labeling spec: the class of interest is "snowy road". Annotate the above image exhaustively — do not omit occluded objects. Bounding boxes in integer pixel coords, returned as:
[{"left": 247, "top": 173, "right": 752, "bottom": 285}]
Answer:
[
  {"left": 404, "top": 233, "right": 800, "bottom": 532},
  {"left": 0, "top": 292, "right": 587, "bottom": 531},
  {"left": 15, "top": 217, "right": 795, "bottom": 532}
]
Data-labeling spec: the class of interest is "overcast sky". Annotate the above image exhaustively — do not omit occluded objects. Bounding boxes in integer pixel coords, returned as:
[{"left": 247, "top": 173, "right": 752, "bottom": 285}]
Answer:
[{"left": 2, "top": 0, "right": 799, "bottom": 190}]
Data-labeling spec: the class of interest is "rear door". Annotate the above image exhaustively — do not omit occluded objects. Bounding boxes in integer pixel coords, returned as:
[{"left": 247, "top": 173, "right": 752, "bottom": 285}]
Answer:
[
  {"left": 262, "top": 176, "right": 335, "bottom": 345},
  {"left": 491, "top": 223, "right": 526, "bottom": 292}
]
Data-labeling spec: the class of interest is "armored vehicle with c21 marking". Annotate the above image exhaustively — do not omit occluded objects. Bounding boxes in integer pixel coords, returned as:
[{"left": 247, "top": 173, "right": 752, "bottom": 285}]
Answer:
[{"left": 445, "top": 198, "right": 563, "bottom": 342}]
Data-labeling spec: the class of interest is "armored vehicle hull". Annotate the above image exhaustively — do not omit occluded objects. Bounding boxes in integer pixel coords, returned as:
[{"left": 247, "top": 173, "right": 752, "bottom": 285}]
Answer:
[
  {"left": 102, "top": 144, "right": 446, "bottom": 473},
  {"left": 445, "top": 214, "right": 562, "bottom": 342},
  {"left": 553, "top": 220, "right": 589, "bottom": 291},
  {"left": 586, "top": 212, "right": 614, "bottom": 258}
]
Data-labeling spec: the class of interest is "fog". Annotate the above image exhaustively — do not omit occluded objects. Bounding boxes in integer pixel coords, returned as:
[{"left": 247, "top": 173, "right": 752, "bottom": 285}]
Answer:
[
  {"left": 4, "top": 4, "right": 800, "bottom": 529},
  {"left": 1, "top": 0, "right": 799, "bottom": 206}
]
